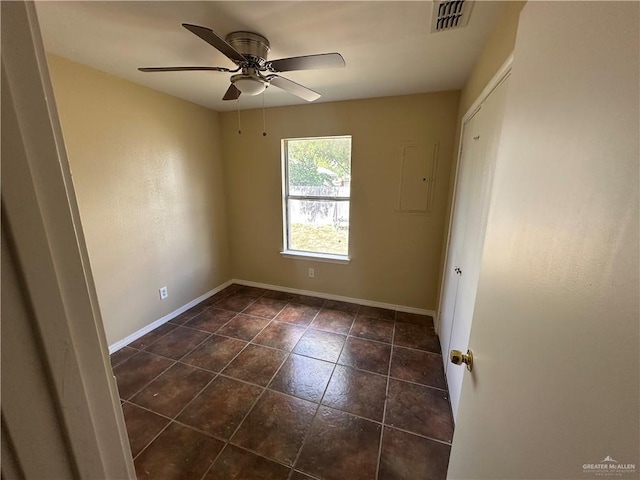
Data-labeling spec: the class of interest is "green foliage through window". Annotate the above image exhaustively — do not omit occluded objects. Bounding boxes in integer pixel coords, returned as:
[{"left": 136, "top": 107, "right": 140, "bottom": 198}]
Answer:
[{"left": 287, "top": 137, "right": 351, "bottom": 187}]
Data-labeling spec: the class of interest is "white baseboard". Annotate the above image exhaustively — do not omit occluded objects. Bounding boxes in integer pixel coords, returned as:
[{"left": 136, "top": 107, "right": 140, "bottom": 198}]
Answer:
[
  {"left": 109, "top": 278, "right": 435, "bottom": 354},
  {"left": 232, "top": 278, "right": 436, "bottom": 318},
  {"left": 108, "top": 279, "right": 234, "bottom": 354}
]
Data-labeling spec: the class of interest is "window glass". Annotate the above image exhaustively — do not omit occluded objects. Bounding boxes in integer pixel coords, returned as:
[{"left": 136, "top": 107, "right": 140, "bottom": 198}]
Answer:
[{"left": 283, "top": 136, "right": 352, "bottom": 257}]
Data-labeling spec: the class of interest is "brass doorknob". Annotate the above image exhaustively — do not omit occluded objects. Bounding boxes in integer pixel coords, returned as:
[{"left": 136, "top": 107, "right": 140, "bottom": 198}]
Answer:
[{"left": 450, "top": 349, "right": 473, "bottom": 372}]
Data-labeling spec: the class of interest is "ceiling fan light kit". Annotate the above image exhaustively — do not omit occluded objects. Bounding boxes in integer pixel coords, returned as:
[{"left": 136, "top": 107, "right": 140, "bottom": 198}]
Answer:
[
  {"left": 139, "top": 23, "right": 345, "bottom": 103},
  {"left": 231, "top": 74, "right": 268, "bottom": 96}
]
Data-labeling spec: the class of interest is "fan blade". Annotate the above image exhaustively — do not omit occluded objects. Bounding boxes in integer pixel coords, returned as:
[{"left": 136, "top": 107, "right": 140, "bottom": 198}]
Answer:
[
  {"left": 269, "top": 76, "right": 320, "bottom": 102},
  {"left": 182, "top": 24, "right": 246, "bottom": 64},
  {"left": 222, "top": 84, "right": 241, "bottom": 101},
  {"left": 268, "top": 53, "right": 345, "bottom": 73},
  {"left": 138, "top": 66, "right": 230, "bottom": 72}
]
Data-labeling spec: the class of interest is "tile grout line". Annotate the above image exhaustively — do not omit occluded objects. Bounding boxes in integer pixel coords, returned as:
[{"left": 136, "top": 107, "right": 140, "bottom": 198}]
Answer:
[
  {"left": 118, "top": 354, "right": 177, "bottom": 404},
  {"left": 210, "top": 321, "right": 441, "bottom": 374},
  {"left": 175, "top": 293, "right": 280, "bottom": 413},
  {"left": 131, "top": 321, "right": 183, "bottom": 349},
  {"left": 126, "top": 407, "right": 173, "bottom": 464},
  {"left": 375, "top": 318, "right": 397, "bottom": 479},
  {"left": 385, "top": 375, "right": 448, "bottom": 393},
  {"left": 172, "top": 330, "right": 216, "bottom": 363},
  {"left": 124, "top": 398, "right": 252, "bottom": 463},
  {"left": 176, "top": 291, "right": 278, "bottom": 369},
  {"left": 109, "top": 346, "right": 141, "bottom": 369},
  {"left": 188, "top": 326, "right": 444, "bottom": 387},
  {"left": 123, "top": 326, "right": 220, "bottom": 401},
  {"left": 130, "top": 290, "right": 271, "bottom": 468},
  {"left": 128, "top": 387, "right": 457, "bottom": 475},
  {"left": 142, "top": 365, "right": 453, "bottom": 448},
  {"left": 381, "top": 424, "right": 454, "bottom": 447},
  {"left": 129, "top": 370, "right": 220, "bottom": 462},
  {"left": 115, "top": 285, "right": 446, "bottom": 478},
  {"left": 198, "top": 291, "right": 325, "bottom": 480},
  {"left": 216, "top": 444, "right": 291, "bottom": 474},
  {"left": 131, "top": 336, "right": 450, "bottom": 471},
  {"left": 285, "top": 304, "right": 361, "bottom": 480},
  {"left": 115, "top": 287, "right": 243, "bottom": 465},
  {"left": 185, "top": 292, "right": 319, "bottom": 415},
  {"left": 130, "top": 304, "right": 377, "bottom": 438},
  {"left": 180, "top": 290, "right": 279, "bottom": 480},
  {"left": 262, "top": 300, "right": 331, "bottom": 479},
  {"left": 198, "top": 442, "right": 226, "bottom": 480}
]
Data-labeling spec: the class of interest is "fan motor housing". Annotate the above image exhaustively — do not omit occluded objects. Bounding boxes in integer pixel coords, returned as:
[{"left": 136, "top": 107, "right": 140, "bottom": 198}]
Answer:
[{"left": 225, "top": 31, "right": 270, "bottom": 65}]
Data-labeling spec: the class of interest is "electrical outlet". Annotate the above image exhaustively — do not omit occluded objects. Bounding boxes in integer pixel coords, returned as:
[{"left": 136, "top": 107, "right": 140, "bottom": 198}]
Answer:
[
  {"left": 159, "top": 286, "right": 168, "bottom": 300},
  {"left": 308, "top": 268, "right": 315, "bottom": 278}
]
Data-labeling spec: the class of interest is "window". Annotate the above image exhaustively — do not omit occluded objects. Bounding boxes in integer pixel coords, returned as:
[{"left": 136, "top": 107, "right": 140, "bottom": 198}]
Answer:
[{"left": 282, "top": 136, "right": 352, "bottom": 261}]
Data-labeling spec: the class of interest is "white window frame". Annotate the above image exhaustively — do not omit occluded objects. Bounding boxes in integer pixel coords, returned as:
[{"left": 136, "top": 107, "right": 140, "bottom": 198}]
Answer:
[{"left": 280, "top": 135, "right": 352, "bottom": 264}]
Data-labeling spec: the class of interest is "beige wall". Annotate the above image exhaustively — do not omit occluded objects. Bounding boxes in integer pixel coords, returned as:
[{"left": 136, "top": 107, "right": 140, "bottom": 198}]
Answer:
[
  {"left": 448, "top": 1, "right": 639, "bottom": 476},
  {"left": 221, "top": 92, "right": 459, "bottom": 310},
  {"left": 45, "top": 2, "right": 521, "bottom": 339},
  {"left": 458, "top": 1, "right": 525, "bottom": 115},
  {"left": 47, "top": 55, "right": 231, "bottom": 344},
  {"left": 437, "top": 1, "right": 525, "bottom": 318}
]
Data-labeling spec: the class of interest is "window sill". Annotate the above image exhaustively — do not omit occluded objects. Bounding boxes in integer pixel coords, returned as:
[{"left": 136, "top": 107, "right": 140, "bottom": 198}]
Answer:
[{"left": 280, "top": 250, "right": 350, "bottom": 265}]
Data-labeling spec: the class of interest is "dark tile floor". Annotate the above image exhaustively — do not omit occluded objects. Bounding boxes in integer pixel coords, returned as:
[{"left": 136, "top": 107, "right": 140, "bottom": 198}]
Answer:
[{"left": 111, "top": 284, "right": 453, "bottom": 480}]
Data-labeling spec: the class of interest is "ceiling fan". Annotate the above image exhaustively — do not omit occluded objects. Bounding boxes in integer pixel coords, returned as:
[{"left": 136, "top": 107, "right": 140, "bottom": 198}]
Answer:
[{"left": 139, "top": 24, "right": 345, "bottom": 102}]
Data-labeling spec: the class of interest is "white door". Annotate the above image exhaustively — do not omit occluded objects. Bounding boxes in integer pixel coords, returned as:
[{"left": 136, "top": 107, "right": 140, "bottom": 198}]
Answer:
[
  {"left": 438, "top": 110, "right": 481, "bottom": 384},
  {"left": 438, "top": 74, "right": 510, "bottom": 419}
]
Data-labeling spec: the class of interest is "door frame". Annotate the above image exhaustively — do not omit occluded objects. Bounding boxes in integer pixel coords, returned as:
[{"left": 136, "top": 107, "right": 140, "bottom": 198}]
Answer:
[
  {"left": 2, "top": 2, "right": 135, "bottom": 477},
  {"left": 436, "top": 54, "right": 513, "bottom": 350}
]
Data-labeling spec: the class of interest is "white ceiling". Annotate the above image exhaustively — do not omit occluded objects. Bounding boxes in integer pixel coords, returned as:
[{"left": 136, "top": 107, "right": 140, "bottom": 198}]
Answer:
[{"left": 35, "top": 1, "right": 505, "bottom": 112}]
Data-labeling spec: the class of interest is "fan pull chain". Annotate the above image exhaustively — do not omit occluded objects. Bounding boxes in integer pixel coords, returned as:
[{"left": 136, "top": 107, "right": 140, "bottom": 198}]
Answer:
[
  {"left": 262, "top": 90, "right": 267, "bottom": 137},
  {"left": 237, "top": 97, "right": 242, "bottom": 135}
]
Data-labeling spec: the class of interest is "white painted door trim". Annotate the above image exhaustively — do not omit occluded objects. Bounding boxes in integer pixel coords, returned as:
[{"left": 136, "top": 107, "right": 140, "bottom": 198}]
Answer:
[
  {"left": 1, "top": 2, "right": 135, "bottom": 478},
  {"left": 436, "top": 53, "right": 513, "bottom": 329},
  {"left": 436, "top": 54, "right": 513, "bottom": 421}
]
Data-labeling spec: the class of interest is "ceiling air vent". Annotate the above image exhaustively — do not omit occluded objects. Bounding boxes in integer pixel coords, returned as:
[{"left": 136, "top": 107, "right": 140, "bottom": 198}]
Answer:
[{"left": 431, "top": 0, "right": 474, "bottom": 33}]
